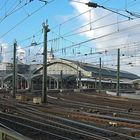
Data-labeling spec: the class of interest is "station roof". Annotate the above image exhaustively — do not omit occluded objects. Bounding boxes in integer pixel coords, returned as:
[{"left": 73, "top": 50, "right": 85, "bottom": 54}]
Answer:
[
  {"left": 62, "top": 59, "right": 139, "bottom": 80},
  {"left": 32, "top": 73, "right": 77, "bottom": 81}
]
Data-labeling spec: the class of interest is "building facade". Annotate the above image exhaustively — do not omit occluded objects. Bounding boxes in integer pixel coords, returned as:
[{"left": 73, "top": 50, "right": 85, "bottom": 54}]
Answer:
[{"left": 0, "top": 58, "right": 139, "bottom": 92}]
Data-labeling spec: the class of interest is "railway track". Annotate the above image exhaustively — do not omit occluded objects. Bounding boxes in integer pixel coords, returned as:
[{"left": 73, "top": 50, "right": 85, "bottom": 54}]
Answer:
[
  {"left": 51, "top": 92, "right": 140, "bottom": 110},
  {"left": 0, "top": 99, "right": 111, "bottom": 140},
  {"left": 47, "top": 94, "right": 140, "bottom": 120},
  {"left": 15, "top": 107, "right": 140, "bottom": 140},
  {"left": 0, "top": 114, "right": 70, "bottom": 140},
  {"left": 2, "top": 93, "right": 140, "bottom": 120},
  {"left": 4, "top": 103, "right": 140, "bottom": 140},
  {"left": 0, "top": 112, "right": 107, "bottom": 140},
  {"left": 0, "top": 94, "right": 140, "bottom": 139}
]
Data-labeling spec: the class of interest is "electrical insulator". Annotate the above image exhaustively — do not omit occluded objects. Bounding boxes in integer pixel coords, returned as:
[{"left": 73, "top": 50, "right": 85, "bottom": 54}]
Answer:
[{"left": 86, "top": 2, "right": 98, "bottom": 8}]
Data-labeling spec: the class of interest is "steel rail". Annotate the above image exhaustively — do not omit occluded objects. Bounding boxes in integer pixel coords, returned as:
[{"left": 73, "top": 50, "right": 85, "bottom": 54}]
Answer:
[
  {"left": 10, "top": 105, "right": 139, "bottom": 140},
  {"left": 0, "top": 115, "right": 71, "bottom": 140},
  {"left": 0, "top": 112, "right": 106, "bottom": 140}
]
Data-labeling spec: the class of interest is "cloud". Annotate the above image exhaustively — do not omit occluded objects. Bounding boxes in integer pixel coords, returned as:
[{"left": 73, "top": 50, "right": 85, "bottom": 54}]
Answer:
[
  {"left": 0, "top": 41, "right": 26, "bottom": 63},
  {"left": 0, "top": 42, "right": 11, "bottom": 63},
  {"left": 17, "top": 45, "right": 26, "bottom": 63},
  {"left": 70, "top": 0, "right": 140, "bottom": 76}
]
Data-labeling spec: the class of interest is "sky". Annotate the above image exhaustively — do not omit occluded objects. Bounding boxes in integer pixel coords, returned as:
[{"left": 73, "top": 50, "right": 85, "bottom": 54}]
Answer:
[{"left": 0, "top": 0, "right": 140, "bottom": 76}]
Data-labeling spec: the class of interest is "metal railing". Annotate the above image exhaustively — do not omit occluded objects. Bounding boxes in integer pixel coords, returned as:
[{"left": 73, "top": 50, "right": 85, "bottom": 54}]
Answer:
[{"left": 0, "top": 127, "right": 32, "bottom": 140}]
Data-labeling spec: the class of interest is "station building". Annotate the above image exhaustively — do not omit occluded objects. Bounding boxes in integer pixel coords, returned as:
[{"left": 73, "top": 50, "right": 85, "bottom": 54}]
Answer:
[{"left": 0, "top": 56, "right": 139, "bottom": 92}]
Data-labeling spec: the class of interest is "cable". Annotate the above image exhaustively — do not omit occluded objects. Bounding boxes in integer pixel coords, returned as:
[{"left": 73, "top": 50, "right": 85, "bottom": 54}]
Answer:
[
  {"left": 60, "top": 41, "right": 140, "bottom": 61},
  {"left": 4, "top": 0, "right": 20, "bottom": 16},
  {"left": 63, "top": 18, "right": 133, "bottom": 37},
  {"left": 98, "top": 5, "right": 133, "bottom": 20},
  {"left": 93, "top": 30, "right": 140, "bottom": 44},
  {"left": 50, "top": 30, "right": 76, "bottom": 48},
  {"left": 1, "top": 29, "right": 42, "bottom": 52},
  {"left": 0, "top": 0, "right": 33, "bottom": 24},
  {"left": 0, "top": 41, "right": 44, "bottom": 55},
  {"left": 51, "top": 9, "right": 93, "bottom": 30},
  {"left": 71, "top": 1, "right": 133, "bottom": 20},
  {"left": 125, "top": 10, "right": 140, "bottom": 18},
  {"left": 53, "top": 21, "right": 140, "bottom": 52},
  {"left": 1, "top": 32, "right": 61, "bottom": 57},
  {"left": 0, "top": 4, "right": 46, "bottom": 40},
  {"left": 62, "top": 12, "right": 114, "bottom": 36}
]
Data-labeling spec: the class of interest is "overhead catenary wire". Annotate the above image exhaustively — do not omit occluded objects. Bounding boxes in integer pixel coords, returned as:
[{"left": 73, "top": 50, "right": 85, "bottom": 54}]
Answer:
[
  {"left": 0, "top": 0, "right": 139, "bottom": 69},
  {"left": 60, "top": 53, "right": 140, "bottom": 70},
  {"left": 49, "top": 16, "right": 135, "bottom": 54},
  {"left": 62, "top": 18, "right": 134, "bottom": 37},
  {"left": 76, "top": 51, "right": 140, "bottom": 65},
  {"left": 0, "top": 0, "right": 34, "bottom": 24},
  {"left": 63, "top": 43, "right": 140, "bottom": 61},
  {"left": 0, "top": 0, "right": 56, "bottom": 24},
  {"left": 59, "top": 37, "right": 140, "bottom": 59},
  {"left": 51, "top": 29, "right": 94, "bottom": 56},
  {"left": 92, "top": 30, "right": 140, "bottom": 45},
  {"left": 52, "top": 0, "right": 140, "bottom": 71},
  {"left": 5, "top": 16, "right": 140, "bottom": 54},
  {"left": 3, "top": 0, "right": 21, "bottom": 16},
  {"left": 71, "top": 0, "right": 134, "bottom": 20},
  {"left": 66, "top": 51, "right": 140, "bottom": 70},
  {"left": 90, "top": 54, "right": 140, "bottom": 65},
  {"left": 1, "top": 32, "right": 65, "bottom": 56},
  {"left": 48, "top": 1, "right": 140, "bottom": 55},
  {"left": 62, "top": 12, "right": 114, "bottom": 36},
  {"left": 125, "top": 10, "right": 140, "bottom": 18},
  {"left": 1, "top": 29, "right": 43, "bottom": 51},
  {"left": 0, "top": 0, "right": 56, "bottom": 43},
  {"left": 55, "top": 1, "right": 118, "bottom": 33},
  {"left": 53, "top": 21, "right": 140, "bottom": 53},
  {"left": 99, "top": 5, "right": 133, "bottom": 19},
  {"left": 0, "top": 41, "right": 44, "bottom": 63},
  {"left": 0, "top": 4, "right": 46, "bottom": 40},
  {"left": 63, "top": 36, "right": 140, "bottom": 59},
  {"left": 51, "top": 9, "right": 93, "bottom": 30}
]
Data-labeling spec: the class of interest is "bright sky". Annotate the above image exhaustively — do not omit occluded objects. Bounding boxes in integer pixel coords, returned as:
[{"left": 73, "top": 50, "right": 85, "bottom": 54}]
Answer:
[{"left": 0, "top": 0, "right": 140, "bottom": 76}]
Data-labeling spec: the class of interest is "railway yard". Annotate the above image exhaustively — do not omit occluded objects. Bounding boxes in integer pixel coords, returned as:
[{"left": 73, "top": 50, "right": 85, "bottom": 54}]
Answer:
[{"left": 1, "top": 91, "right": 140, "bottom": 140}]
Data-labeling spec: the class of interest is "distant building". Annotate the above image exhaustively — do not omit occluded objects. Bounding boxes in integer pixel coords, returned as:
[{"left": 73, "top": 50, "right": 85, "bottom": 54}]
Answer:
[
  {"left": 0, "top": 57, "right": 139, "bottom": 92},
  {"left": 32, "top": 58, "right": 139, "bottom": 91}
]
